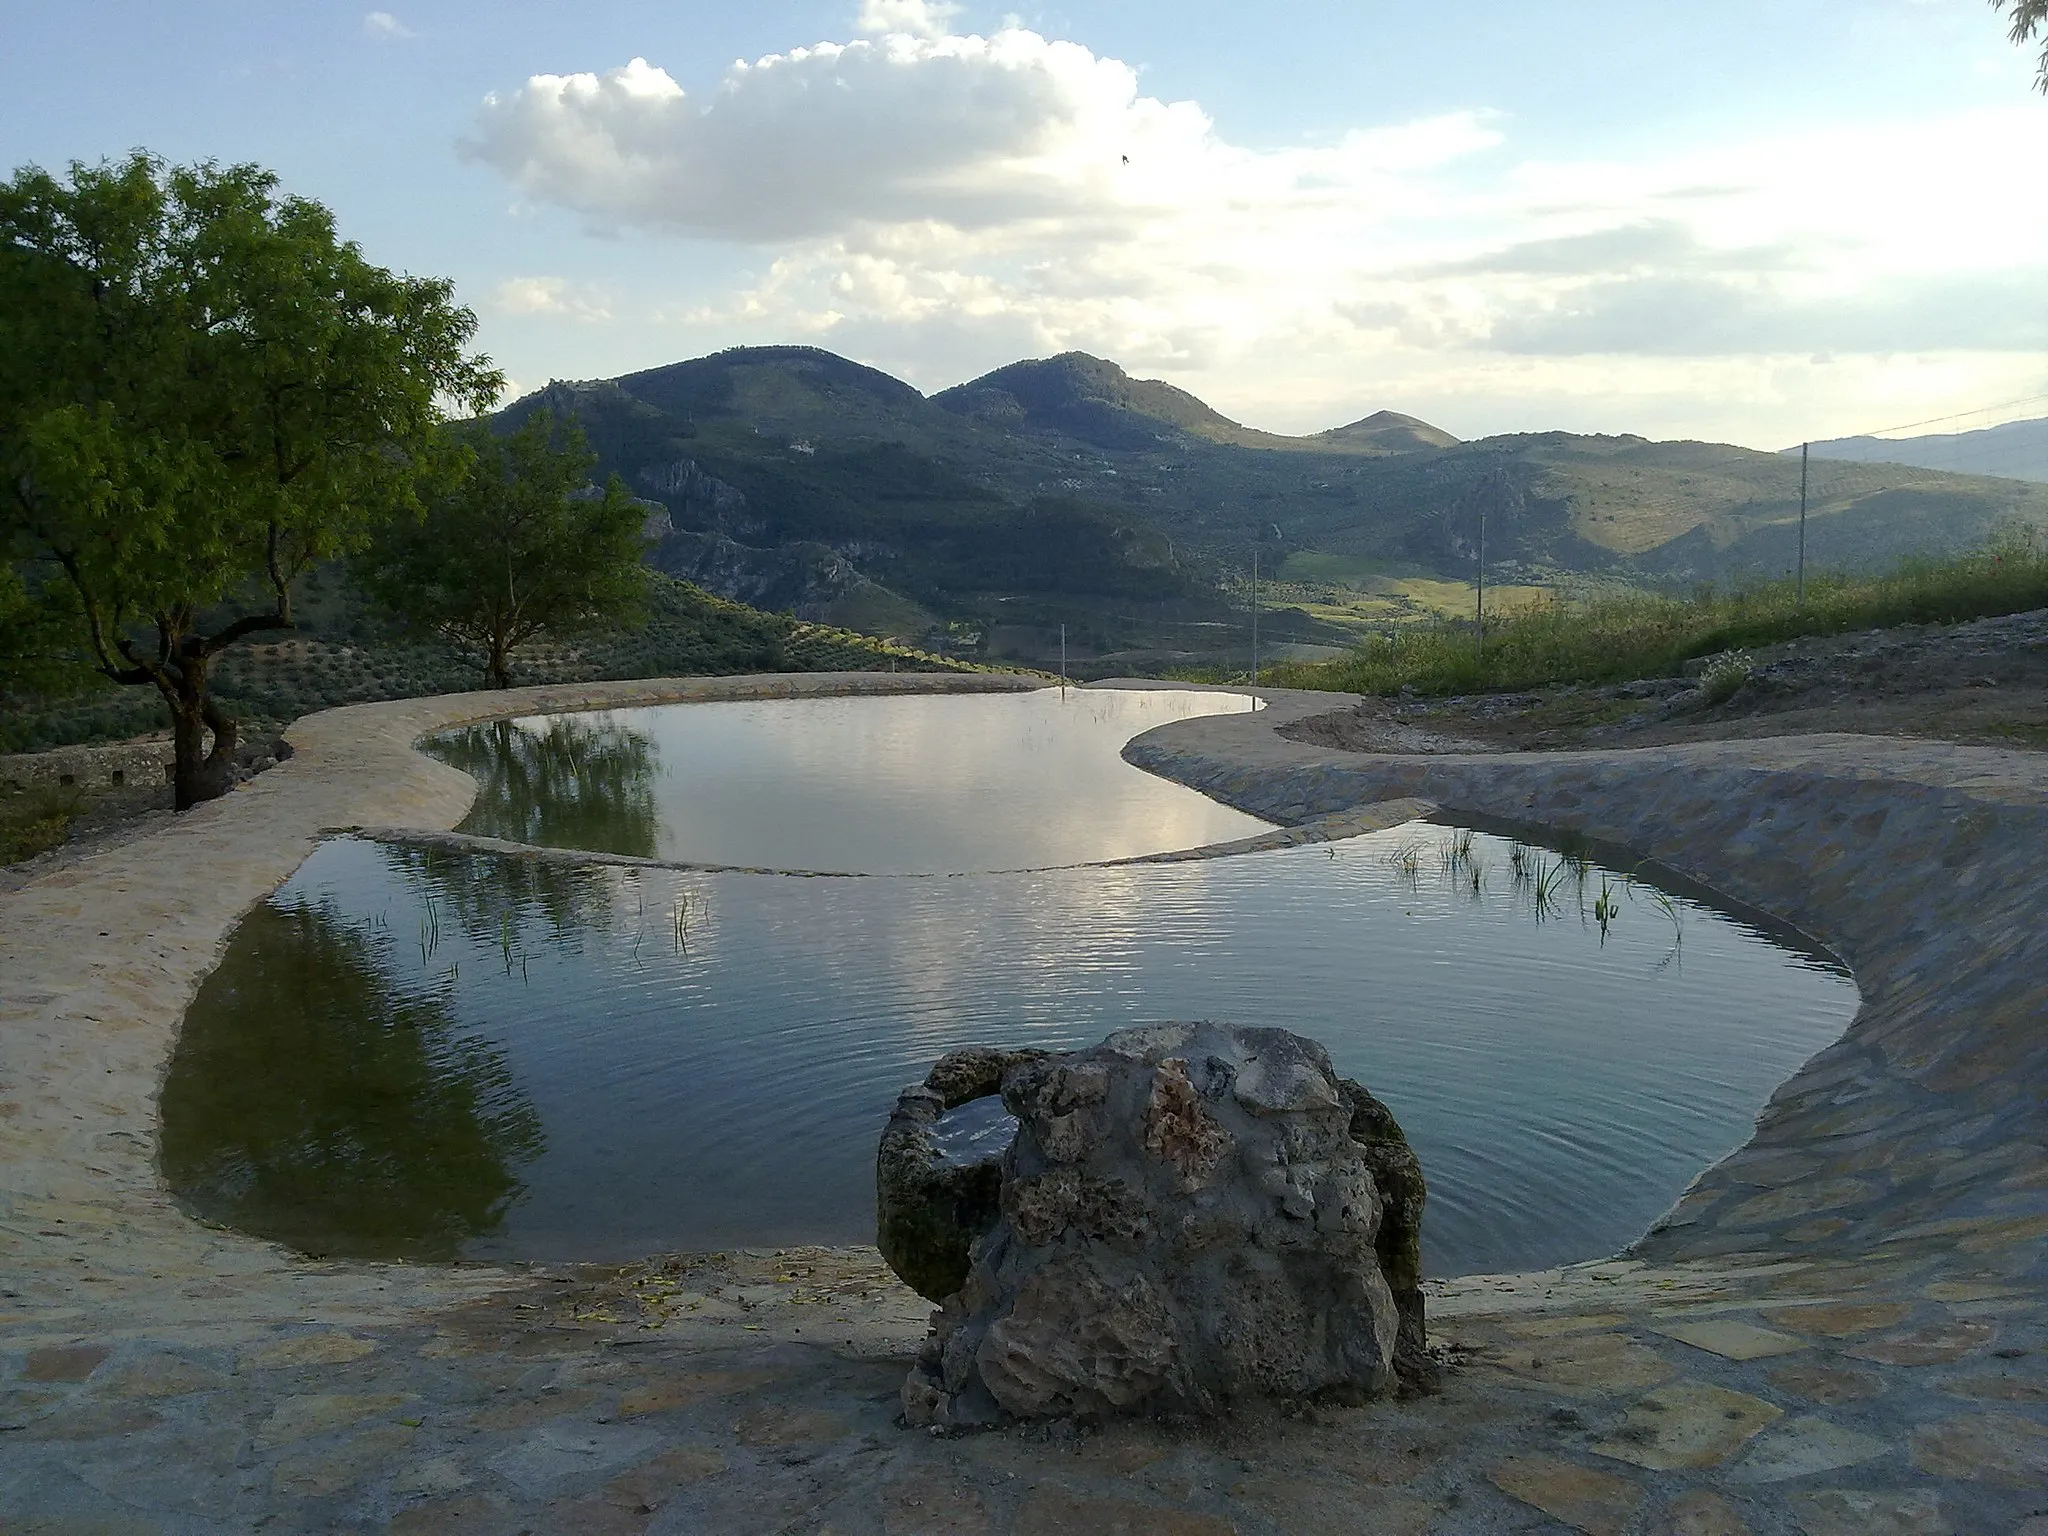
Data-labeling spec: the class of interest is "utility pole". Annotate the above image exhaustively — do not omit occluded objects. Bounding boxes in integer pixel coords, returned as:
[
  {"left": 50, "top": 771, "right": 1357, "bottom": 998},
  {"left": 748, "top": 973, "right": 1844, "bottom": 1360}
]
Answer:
[
  {"left": 1475, "top": 494, "right": 1486, "bottom": 666},
  {"left": 1797, "top": 442, "right": 1809, "bottom": 609},
  {"left": 1059, "top": 623, "right": 1067, "bottom": 695},
  {"left": 1250, "top": 543, "right": 1260, "bottom": 690}
]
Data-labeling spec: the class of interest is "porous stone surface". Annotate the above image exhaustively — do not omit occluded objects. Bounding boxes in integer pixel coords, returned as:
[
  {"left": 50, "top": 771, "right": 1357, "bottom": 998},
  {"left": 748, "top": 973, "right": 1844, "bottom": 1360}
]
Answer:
[
  {"left": 877, "top": 1046, "right": 1049, "bottom": 1304},
  {"left": 2, "top": 673, "right": 2045, "bottom": 1533},
  {"left": 900, "top": 1023, "right": 1428, "bottom": 1427}
]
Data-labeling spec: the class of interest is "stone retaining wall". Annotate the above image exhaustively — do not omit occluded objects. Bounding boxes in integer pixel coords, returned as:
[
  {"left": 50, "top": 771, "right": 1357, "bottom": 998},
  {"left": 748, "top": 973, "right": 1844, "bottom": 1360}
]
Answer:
[{"left": 0, "top": 740, "right": 176, "bottom": 795}]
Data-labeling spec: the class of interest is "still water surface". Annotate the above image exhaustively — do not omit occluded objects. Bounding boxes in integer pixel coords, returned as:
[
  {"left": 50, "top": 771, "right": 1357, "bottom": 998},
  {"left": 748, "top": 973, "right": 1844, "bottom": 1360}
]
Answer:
[
  {"left": 421, "top": 688, "right": 1269, "bottom": 873},
  {"left": 166, "top": 826, "right": 1858, "bottom": 1277}
]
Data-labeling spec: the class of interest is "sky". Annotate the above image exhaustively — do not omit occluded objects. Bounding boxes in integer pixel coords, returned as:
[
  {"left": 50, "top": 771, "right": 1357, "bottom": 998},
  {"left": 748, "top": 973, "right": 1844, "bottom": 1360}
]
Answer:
[{"left": 4, "top": 0, "right": 2045, "bottom": 447}]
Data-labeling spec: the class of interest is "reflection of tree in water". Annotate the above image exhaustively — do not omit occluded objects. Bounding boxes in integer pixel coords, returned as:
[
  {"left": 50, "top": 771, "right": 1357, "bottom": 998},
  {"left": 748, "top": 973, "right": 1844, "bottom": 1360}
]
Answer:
[
  {"left": 425, "top": 716, "right": 660, "bottom": 859},
  {"left": 161, "top": 900, "right": 545, "bottom": 1262},
  {"left": 384, "top": 839, "right": 616, "bottom": 959}
]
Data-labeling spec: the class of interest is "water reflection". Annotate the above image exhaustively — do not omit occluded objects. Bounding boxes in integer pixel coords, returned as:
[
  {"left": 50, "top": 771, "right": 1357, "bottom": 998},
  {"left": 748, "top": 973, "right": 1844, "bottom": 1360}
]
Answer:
[
  {"left": 424, "top": 716, "right": 660, "bottom": 859},
  {"left": 160, "top": 898, "right": 546, "bottom": 1260},
  {"left": 166, "top": 831, "right": 1858, "bottom": 1273},
  {"left": 389, "top": 840, "right": 617, "bottom": 962},
  {"left": 425, "top": 689, "right": 1269, "bottom": 874}
]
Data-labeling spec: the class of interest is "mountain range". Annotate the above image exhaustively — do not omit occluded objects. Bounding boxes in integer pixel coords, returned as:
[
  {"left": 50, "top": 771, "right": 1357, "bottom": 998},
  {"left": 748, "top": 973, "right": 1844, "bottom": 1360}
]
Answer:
[
  {"left": 1803, "top": 415, "right": 2048, "bottom": 485},
  {"left": 497, "top": 346, "right": 2048, "bottom": 671}
]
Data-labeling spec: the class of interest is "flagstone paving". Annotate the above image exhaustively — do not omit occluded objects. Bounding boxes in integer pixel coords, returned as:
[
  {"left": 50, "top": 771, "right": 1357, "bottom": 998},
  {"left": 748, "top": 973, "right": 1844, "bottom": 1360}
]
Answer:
[{"left": 3, "top": 674, "right": 2043, "bottom": 1533}]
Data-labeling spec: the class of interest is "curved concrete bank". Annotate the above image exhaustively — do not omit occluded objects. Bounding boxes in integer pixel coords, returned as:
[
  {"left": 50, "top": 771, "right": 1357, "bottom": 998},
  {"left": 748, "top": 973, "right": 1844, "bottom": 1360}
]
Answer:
[
  {"left": 1127, "top": 690, "right": 2048, "bottom": 1269},
  {"left": 0, "top": 672, "right": 1037, "bottom": 1334},
  {"left": 2, "top": 676, "right": 2042, "bottom": 1534}
]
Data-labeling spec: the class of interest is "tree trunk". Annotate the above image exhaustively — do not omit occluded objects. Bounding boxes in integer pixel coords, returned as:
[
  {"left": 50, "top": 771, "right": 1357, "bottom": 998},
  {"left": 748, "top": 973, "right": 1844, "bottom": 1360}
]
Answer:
[
  {"left": 487, "top": 635, "right": 512, "bottom": 689},
  {"left": 162, "top": 657, "right": 239, "bottom": 811}
]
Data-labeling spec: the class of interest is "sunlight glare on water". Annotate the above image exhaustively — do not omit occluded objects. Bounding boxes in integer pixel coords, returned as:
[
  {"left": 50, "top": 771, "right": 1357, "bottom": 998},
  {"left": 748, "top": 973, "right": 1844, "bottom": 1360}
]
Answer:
[{"left": 422, "top": 686, "right": 1269, "bottom": 873}]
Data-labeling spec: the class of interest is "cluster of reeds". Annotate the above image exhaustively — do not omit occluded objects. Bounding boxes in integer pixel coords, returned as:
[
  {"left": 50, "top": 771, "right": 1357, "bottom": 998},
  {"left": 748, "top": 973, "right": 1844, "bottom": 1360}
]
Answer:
[
  {"left": 626, "top": 883, "right": 703, "bottom": 962},
  {"left": 1391, "top": 828, "right": 1689, "bottom": 962}
]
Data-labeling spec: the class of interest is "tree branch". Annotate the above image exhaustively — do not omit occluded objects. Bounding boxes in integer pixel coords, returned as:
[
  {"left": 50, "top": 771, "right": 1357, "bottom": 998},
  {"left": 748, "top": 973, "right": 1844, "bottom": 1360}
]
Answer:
[
  {"left": 1994, "top": 0, "right": 2048, "bottom": 90},
  {"left": 201, "top": 609, "right": 295, "bottom": 655},
  {"left": 47, "top": 545, "right": 154, "bottom": 685},
  {"left": 266, "top": 520, "right": 286, "bottom": 598},
  {"left": 198, "top": 688, "right": 238, "bottom": 747}
]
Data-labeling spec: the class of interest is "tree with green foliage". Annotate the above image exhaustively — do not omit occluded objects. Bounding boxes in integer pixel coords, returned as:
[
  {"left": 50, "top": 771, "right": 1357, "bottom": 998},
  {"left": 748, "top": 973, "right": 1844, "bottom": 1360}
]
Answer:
[
  {"left": 0, "top": 564, "right": 76, "bottom": 695},
  {"left": 358, "top": 410, "right": 650, "bottom": 689},
  {"left": 1995, "top": 0, "right": 2048, "bottom": 89},
  {"left": 0, "top": 152, "right": 500, "bottom": 808}
]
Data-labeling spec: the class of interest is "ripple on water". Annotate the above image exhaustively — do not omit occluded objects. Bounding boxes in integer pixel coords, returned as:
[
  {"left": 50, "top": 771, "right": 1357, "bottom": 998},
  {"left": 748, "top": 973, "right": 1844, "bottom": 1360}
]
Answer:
[{"left": 164, "top": 827, "right": 1857, "bottom": 1276}]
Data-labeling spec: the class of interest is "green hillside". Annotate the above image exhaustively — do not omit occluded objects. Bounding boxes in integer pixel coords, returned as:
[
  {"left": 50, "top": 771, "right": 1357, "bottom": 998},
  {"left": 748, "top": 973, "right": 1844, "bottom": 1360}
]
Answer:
[
  {"left": 0, "top": 573, "right": 975, "bottom": 755},
  {"left": 15, "top": 344, "right": 2040, "bottom": 751},
  {"left": 497, "top": 346, "right": 2048, "bottom": 673}
]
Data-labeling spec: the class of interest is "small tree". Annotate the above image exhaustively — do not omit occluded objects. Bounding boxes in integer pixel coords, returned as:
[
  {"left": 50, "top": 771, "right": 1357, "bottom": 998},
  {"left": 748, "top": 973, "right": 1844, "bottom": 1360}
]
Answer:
[
  {"left": 0, "top": 153, "right": 500, "bottom": 807},
  {"left": 359, "top": 410, "right": 650, "bottom": 688}
]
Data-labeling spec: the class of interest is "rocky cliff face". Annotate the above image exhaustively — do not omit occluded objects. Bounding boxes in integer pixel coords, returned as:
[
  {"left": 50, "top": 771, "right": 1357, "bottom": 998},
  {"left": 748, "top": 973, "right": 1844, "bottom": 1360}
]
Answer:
[
  {"left": 636, "top": 458, "right": 749, "bottom": 529},
  {"left": 646, "top": 528, "right": 899, "bottom": 623}
]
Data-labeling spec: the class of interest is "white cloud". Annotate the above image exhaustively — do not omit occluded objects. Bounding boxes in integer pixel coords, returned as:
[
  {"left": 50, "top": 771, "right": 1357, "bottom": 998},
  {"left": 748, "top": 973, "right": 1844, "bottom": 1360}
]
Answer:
[
  {"left": 362, "top": 11, "right": 413, "bottom": 40},
  {"left": 491, "top": 276, "right": 613, "bottom": 323},
  {"left": 465, "top": 25, "right": 2048, "bottom": 445},
  {"left": 464, "top": 32, "right": 1495, "bottom": 244},
  {"left": 855, "top": 0, "right": 961, "bottom": 39}
]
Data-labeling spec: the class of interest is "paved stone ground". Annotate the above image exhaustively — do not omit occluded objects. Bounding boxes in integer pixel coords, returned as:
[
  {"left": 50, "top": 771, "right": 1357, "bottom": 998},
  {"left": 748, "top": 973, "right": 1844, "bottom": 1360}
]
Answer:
[{"left": 3, "top": 675, "right": 2043, "bottom": 1533}]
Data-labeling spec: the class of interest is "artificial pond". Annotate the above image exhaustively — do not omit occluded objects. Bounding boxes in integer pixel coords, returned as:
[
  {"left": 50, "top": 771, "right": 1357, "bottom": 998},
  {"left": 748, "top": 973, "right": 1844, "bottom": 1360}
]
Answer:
[
  {"left": 419, "top": 687, "right": 1269, "bottom": 873},
  {"left": 164, "top": 689, "right": 1860, "bottom": 1279}
]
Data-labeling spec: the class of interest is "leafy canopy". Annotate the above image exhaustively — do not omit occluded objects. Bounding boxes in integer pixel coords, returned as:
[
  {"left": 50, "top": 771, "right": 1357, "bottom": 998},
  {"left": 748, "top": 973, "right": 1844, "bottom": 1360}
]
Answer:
[
  {"left": 359, "top": 410, "right": 651, "bottom": 688},
  {"left": 0, "top": 151, "right": 499, "bottom": 801}
]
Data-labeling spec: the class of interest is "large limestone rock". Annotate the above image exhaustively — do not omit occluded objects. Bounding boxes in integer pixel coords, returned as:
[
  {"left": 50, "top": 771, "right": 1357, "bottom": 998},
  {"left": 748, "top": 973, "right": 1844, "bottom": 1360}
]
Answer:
[{"left": 889, "top": 1023, "right": 1433, "bottom": 1427}]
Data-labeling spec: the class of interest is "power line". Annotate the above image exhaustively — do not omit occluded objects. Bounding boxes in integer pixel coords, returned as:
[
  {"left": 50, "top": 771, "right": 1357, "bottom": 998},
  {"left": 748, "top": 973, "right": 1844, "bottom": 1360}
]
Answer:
[
  {"left": 1851, "top": 392, "right": 2048, "bottom": 441},
  {"left": 1554, "top": 387, "right": 2048, "bottom": 498},
  {"left": 1796, "top": 442, "right": 1808, "bottom": 608}
]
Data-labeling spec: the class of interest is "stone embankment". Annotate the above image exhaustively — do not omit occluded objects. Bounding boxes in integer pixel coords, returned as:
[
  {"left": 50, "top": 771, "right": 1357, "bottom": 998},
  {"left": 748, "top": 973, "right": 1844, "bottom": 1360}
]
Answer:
[
  {"left": 0, "top": 673, "right": 2042, "bottom": 1533},
  {"left": 1, "top": 734, "right": 293, "bottom": 797},
  {"left": 0, "top": 740, "right": 180, "bottom": 795}
]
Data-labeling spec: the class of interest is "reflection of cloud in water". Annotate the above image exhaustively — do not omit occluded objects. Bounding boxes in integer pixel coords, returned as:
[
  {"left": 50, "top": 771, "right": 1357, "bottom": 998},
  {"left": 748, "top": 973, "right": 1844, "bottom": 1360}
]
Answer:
[
  {"left": 872, "top": 861, "right": 1176, "bottom": 1061},
  {"left": 178, "top": 829, "right": 1859, "bottom": 1271},
  {"left": 808, "top": 857, "right": 1229, "bottom": 1077},
  {"left": 464, "top": 689, "right": 1264, "bottom": 874}
]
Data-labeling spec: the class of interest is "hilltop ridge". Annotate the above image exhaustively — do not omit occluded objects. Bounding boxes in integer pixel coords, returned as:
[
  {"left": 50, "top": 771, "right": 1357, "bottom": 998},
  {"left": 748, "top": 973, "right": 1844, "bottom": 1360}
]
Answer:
[
  {"left": 1803, "top": 415, "right": 2048, "bottom": 485},
  {"left": 932, "top": 352, "right": 1452, "bottom": 454},
  {"left": 490, "top": 345, "right": 2048, "bottom": 672}
]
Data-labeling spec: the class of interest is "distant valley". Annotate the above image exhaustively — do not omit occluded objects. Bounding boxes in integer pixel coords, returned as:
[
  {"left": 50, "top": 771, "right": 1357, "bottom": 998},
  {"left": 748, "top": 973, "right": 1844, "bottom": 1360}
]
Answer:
[{"left": 497, "top": 347, "right": 2048, "bottom": 673}]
